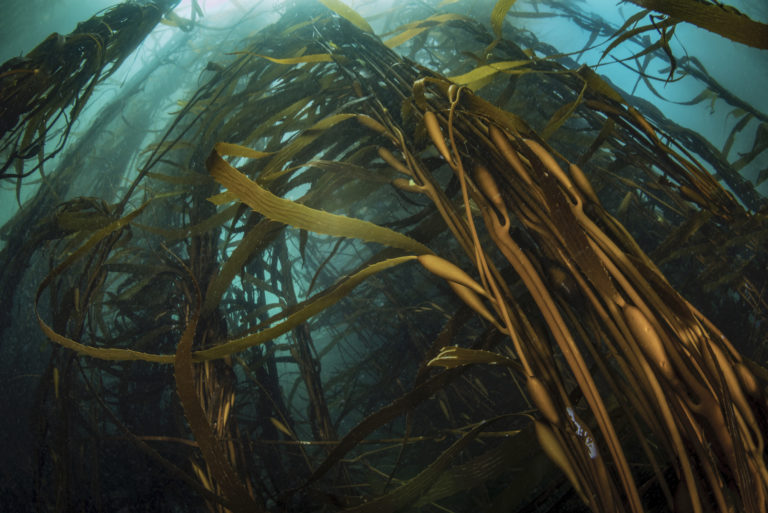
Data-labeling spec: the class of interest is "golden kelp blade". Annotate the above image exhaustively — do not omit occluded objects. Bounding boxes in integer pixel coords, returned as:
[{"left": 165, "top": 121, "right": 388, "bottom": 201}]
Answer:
[
  {"left": 194, "top": 256, "right": 418, "bottom": 360},
  {"left": 232, "top": 52, "right": 332, "bottom": 65},
  {"left": 207, "top": 191, "right": 237, "bottom": 206},
  {"left": 207, "top": 144, "right": 432, "bottom": 255},
  {"left": 427, "top": 346, "right": 517, "bottom": 369},
  {"left": 491, "top": 0, "right": 518, "bottom": 39},
  {"left": 417, "top": 254, "right": 488, "bottom": 296},
  {"left": 260, "top": 113, "right": 359, "bottom": 178},
  {"left": 214, "top": 143, "right": 272, "bottom": 160},
  {"left": 577, "top": 66, "right": 625, "bottom": 103},
  {"left": 318, "top": 0, "right": 373, "bottom": 33},
  {"left": 448, "top": 60, "right": 529, "bottom": 88},
  {"left": 269, "top": 417, "right": 296, "bottom": 439},
  {"left": 384, "top": 13, "right": 470, "bottom": 48},
  {"left": 38, "top": 226, "right": 418, "bottom": 365}
]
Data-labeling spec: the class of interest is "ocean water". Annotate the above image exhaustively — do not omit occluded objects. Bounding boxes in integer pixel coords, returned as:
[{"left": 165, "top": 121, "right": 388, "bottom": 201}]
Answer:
[{"left": 0, "top": 1, "right": 766, "bottom": 511}]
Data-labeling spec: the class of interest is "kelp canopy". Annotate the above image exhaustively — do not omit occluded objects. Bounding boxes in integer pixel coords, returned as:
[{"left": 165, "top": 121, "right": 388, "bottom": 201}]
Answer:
[{"left": 0, "top": 0, "right": 767, "bottom": 512}]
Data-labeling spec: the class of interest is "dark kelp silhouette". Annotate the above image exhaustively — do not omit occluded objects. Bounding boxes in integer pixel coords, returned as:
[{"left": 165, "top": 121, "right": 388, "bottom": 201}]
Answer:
[{"left": 0, "top": 0, "right": 180, "bottom": 191}]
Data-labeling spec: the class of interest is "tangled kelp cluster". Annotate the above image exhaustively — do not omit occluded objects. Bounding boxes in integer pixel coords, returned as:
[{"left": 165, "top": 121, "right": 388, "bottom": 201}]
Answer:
[
  {"left": 1, "top": 0, "right": 767, "bottom": 512},
  {"left": 0, "top": 0, "right": 179, "bottom": 187}
]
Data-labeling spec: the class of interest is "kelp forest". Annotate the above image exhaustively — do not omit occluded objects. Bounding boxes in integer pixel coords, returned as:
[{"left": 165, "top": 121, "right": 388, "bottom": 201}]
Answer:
[{"left": 1, "top": 0, "right": 768, "bottom": 511}]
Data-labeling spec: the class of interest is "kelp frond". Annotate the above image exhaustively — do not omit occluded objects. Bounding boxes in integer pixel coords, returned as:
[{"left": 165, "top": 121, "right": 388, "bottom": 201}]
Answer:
[{"left": 0, "top": 0, "right": 179, "bottom": 188}]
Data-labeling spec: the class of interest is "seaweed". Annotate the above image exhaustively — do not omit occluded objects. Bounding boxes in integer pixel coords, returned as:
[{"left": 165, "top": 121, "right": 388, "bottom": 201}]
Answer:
[
  {"left": 623, "top": 0, "right": 768, "bottom": 50},
  {"left": 1, "top": 1, "right": 767, "bottom": 512},
  {"left": 0, "top": 0, "right": 180, "bottom": 190}
]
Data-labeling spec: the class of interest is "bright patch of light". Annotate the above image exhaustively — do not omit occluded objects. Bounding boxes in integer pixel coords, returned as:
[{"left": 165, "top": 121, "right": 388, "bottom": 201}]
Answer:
[{"left": 176, "top": 0, "right": 280, "bottom": 16}]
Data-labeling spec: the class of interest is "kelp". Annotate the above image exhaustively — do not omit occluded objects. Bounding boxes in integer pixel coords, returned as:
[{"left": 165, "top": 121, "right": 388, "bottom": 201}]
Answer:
[
  {"left": 1, "top": 1, "right": 767, "bottom": 512},
  {"left": 0, "top": 0, "right": 179, "bottom": 186},
  {"left": 0, "top": 27, "right": 193, "bottom": 348},
  {"left": 406, "top": 79, "right": 767, "bottom": 512},
  {"left": 537, "top": 0, "right": 768, "bottom": 201},
  {"left": 624, "top": 0, "right": 768, "bottom": 50}
]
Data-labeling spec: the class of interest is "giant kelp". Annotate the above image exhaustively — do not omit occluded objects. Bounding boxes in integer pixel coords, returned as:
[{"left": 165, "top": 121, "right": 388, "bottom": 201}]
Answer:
[
  {"left": 1, "top": 1, "right": 767, "bottom": 512},
  {"left": 0, "top": 0, "right": 180, "bottom": 188},
  {"left": 623, "top": 0, "right": 768, "bottom": 50}
]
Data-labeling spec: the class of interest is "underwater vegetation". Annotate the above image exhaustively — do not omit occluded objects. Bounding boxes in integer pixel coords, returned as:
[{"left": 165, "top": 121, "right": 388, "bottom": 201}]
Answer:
[
  {"left": 0, "top": 0, "right": 180, "bottom": 189},
  {"left": 0, "top": 0, "right": 767, "bottom": 512}
]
